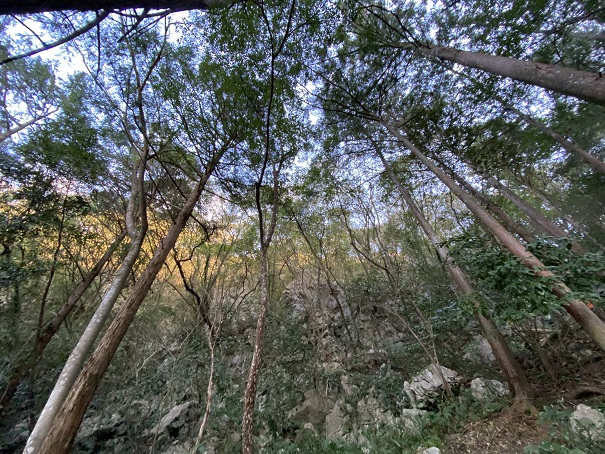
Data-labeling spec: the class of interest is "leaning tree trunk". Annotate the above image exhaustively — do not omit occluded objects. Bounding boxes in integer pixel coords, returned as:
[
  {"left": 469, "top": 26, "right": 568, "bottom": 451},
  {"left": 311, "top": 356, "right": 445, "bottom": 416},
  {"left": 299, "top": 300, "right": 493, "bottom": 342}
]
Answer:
[
  {"left": 380, "top": 119, "right": 605, "bottom": 352},
  {"left": 0, "top": 230, "right": 125, "bottom": 411},
  {"left": 0, "top": 109, "right": 57, "bottom": 142},
  {"left": 376, "top": 147, "right": 533, "bottom": 402},
  {"left": 24, "top": 162, "right": 148, "bottom": 454},
  {"left": 486, "top": 177, "right": 585, "bottom": 254},
  {"left": 0, "top": 0, "right": 235, "bottom": 14},
  {"left": 35, "top": 156, "right": 221, "bottom": 454},
  {"left": 406, "top": 44, "right": 605, "bottom": 105},
  {"left": 433, "top": 156, "right": 536, "bottom": 244},
  {"left": 486, "top": 177, "right": 568, "bottom": 239},
  {"left": 510, "top": 107, "right": 605, "bottom": 175}
]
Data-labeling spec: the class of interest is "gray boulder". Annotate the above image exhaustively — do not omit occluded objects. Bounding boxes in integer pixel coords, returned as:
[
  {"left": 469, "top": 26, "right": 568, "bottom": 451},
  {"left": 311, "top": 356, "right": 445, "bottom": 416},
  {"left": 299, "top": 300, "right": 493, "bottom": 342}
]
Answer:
[
  {"left": 288, "top": 389, "right": 334, "bottom": 426},
  {"left": 470, "top": 378, "right": 510, "bottom": 401},
  {"left": 399, "top": 408, "right": 427, "bottom": 434},
  {"left": 150, "top": 402, "right": 192, "bottom": 437},
  {"left": 570, "top": 404, "right": 605, "bottom": 441},
  {"left": 325, "top": 399, "right": 345, "bottom": 440},
  {"left": 404, "top": 365, "right": 461, "bottom": 409},
  {"left": 463, "top": 336, "right": 495, "bottom": 364},
  {"left": 418, "top": 448, "right": 440, "bottom": 454}
]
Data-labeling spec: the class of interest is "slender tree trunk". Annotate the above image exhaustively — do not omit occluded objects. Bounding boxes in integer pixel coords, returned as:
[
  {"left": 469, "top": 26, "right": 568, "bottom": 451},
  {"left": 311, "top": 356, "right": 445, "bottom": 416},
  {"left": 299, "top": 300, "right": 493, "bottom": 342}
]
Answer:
[
  {"left": 25, "top": 159, "right": 147, "bottom": 454},
  {"left": 381, "top": 119, "right": 605, "bottom": 352},
  {"left": 487, "top": 177, "right": 584, "bottom": 254},
  {"left": 486, "top": 177, "right": 568, "bottom": 238},
  {"left": 0, "top": 231, "right": 126, "bottom": 411},
  {"left": 407, "top": 44, "right": 605, "bottom": 105},
  {"left": 434, "top": 157, "right": 536, "bottom": 243},
  {"left": 0, "top": 0, "right": 235, "bottom": 14},
  {"left": 376, "top": 147, "right": 533, "bottom": 401},
  {"left": 25, "top": 220, "right": 146, "bottom": 453},
  {"left": 510, "top": 107, "right": 605, "bottom": 175},
  {"left": 34, "top": 156, "right": 221, "bottom": 454},
  {"left": 241, "top": 247, "right": 269, "bottom": 454}
]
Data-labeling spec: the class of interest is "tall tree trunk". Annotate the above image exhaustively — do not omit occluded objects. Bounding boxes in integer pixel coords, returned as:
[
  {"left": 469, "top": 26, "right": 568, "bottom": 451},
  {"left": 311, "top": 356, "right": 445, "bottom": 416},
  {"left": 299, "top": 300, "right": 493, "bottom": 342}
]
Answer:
[
  {"left": 486, "top": 177, "right": 568, "bottom": 239},
  {"left": 241, "top": 247, "right": 269, "bottom": 454},
  {"left": 375, "top": 147, "right": 533, "bottom": 402},
  {"left": 0, "top": 0, "right": 235, "bottom": 14},
  {"left": 510, "top": 107, "right": 605, "bottom": 175},
  {"left": 434, "top": 156, "right": 536, "bottom": 243},
  {"left": 0, "top": 231, "right": 125, "bottom": 411},
  {"left": 34, "top": 154, "right": 222, "bottom": 454},
  {"left": 406, "top": 44, "right": 605, "bottom": 105},
  {"left": 380, "top": 119, "right": 605, "bottom": 352},
  {"left": 26, "top": 160, "right": 147, "bottom": 453},
  {"left": 25, "top": 203, "right": 147, "bottom": 453}
]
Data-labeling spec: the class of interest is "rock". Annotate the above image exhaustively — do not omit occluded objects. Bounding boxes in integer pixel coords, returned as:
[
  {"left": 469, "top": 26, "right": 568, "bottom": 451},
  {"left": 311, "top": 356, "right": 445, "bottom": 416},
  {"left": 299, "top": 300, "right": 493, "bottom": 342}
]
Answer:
[
  {"left": 150, "top": 402, "right": 192, "bottom": 437},
  {"left": 399, "top": 408, "right": 427, "bottom": 434},
  {"left": 357, "top": 395, "right": 395, "bottom": 426},
  {"left": 78, "top": 412, "right": 124, "bottom": 441},
  {"left": 341, "top": 375, "right": 359, "bottom": 396},
  {"left": 288, "top": 389, "right": 334, "bottom": 426},
  {"left": 418, "top": 448, "right": 440, "bottom": 454},
  {"left": 570, "top": 404, "right": 605, "bottom": 441},
  {"left": 325, "top": 399, "right": 345, "bottom": 440},
  {"left": 404, "top": 365, "right": 461, "bottom": 409},
  {"left": 470, "top": 378, "right": 510, "bottom": 401},
  {"left": 463, "top": 336, "right": 496, "bottom": 364},
  {"left": 160, "top": 440, "right": 193, "bottom": 454}
]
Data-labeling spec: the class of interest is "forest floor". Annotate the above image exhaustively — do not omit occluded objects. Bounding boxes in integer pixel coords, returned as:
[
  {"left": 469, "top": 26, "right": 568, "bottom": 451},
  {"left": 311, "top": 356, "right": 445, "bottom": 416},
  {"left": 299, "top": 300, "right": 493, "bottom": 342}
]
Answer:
[
  {"left": 446, "top": 411, "right": 549, "bottom": 453},
  {"left": 445, "top": 350, "right": 605, "bottom": 454}
]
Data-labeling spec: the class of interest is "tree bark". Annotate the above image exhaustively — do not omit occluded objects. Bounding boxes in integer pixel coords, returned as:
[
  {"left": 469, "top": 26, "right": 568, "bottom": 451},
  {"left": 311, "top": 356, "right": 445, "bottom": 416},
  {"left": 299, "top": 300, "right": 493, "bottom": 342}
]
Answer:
[
  {"left": 381, "top": 119, "right": 605, "bottom": 352},
  {"left": 25, "top": 210, "right": 146, "bottom": 453},
  {"left": 376, "top": 147, "right": 533, "bottom": 401},
  {"left": 34, "top": 154, "right": 222, "bottom": 454},
  {"left": 510, "top": 107, "right": 605, "bottom": 175},
  {"left": 408, "top": 44, "right": 605, "bottom": 105},
  {"left": 0, "top": 0, "right": 235, "bottom": 14},
  {"left": 0, "top": 230, "right": 125, "bottom": 411},
  {"left": 433, "top": 157, "right": 536, "bottom": 243},
  {"left": 486, "top": 177, "right": 568, "bottom": 239},
  {"left": 241, "top": 248, "right": 269, "bottom": 454}
]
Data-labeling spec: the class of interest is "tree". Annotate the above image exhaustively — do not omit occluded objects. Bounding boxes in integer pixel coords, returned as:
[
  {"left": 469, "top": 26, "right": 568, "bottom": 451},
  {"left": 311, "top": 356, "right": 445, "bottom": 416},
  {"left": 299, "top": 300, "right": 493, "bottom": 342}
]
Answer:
[
  {"left": 352, "top": 2, "right": 605, "bottom": 105},
  {"left": 36, "top": 86, "right": 243, "bottom": 454},
  {"left": 0, "top": 0, "right": 235, "bottom": 15},
  {"left": 371, "top": 140, "right": 534, "bottom": 404}
]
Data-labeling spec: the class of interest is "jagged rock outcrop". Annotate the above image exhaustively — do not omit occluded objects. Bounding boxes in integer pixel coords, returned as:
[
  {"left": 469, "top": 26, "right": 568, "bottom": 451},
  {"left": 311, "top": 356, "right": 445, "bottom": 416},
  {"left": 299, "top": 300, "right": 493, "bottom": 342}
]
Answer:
[
  {"left": 404, "top": 365, "right": 462, "bottom": 409},
  {"left": 463, "top": 335, "right": 496, "bottom": 364},
  {"left": 149, "top": 402, "right": 192, "bottom": 437},
  {"left": 470, "top": 378, "right": 509, "bottom": 401},
  {"left": 288, "top": 389, "right": 334, "bottom": 427}
]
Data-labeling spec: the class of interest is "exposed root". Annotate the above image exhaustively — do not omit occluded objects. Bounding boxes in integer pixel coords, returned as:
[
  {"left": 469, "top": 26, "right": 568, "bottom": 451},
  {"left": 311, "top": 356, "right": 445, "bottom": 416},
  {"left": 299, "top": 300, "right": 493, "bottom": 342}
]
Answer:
[{"left": 564, "top": 386, "right": 605, "bottom": 401}]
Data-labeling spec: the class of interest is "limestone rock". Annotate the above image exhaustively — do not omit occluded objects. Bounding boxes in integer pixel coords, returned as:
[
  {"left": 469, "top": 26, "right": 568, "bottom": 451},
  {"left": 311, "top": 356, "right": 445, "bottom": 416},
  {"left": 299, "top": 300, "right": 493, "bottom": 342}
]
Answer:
[
  {"left": 150, "top": 402, "right": 192, "bottom": 436},
  {"left": 418, "top": 448, "right": 440, "bottom": 454},
  {"left": 404, "top": 365, "right": 461, "bottom": 409},
  {"left": 340, "top": 375, "right": 359, "bottom": 396},
  {"left": 357, "top": 395, "right": 395, "bottom": 427},
  {"left": 78, "top": 412, "right": 124, "bottom": 441},
  {"left": 325, "top": 399, "right": 345, "bottom": 440},
  {"left": 463, "top": 336, "right": 496, "bottom": 364},
  {"left": 399, "top": 408, "right": 427, "bottom": 434},
  {"left": 570, "top": 404, "right": 605, "bottom": 440},
  {"left": 288, "top": 389, "right": 334, "bottom": 426},
  {"left": 470, "top": 378, "right": 509, "bottom": 401}
]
